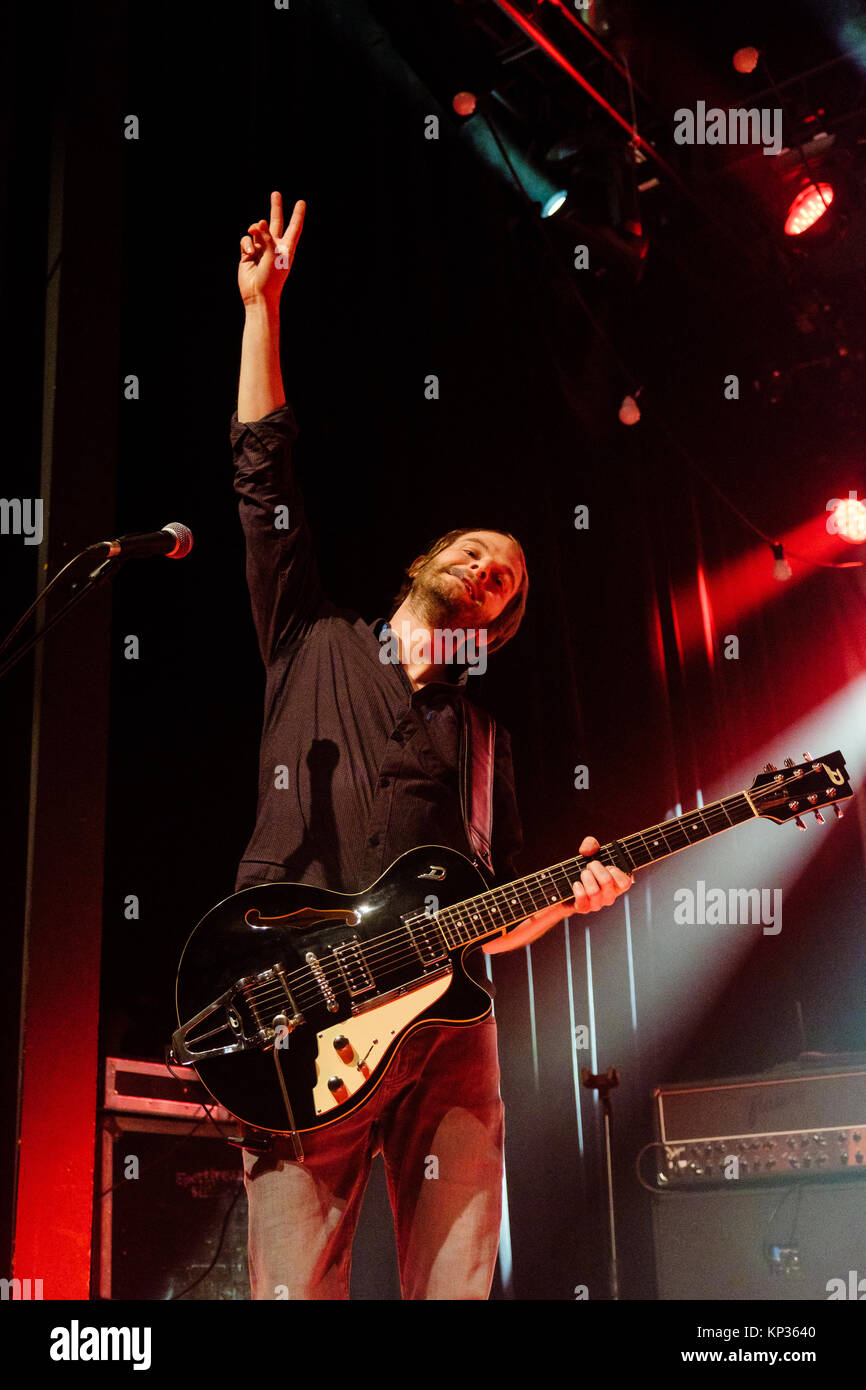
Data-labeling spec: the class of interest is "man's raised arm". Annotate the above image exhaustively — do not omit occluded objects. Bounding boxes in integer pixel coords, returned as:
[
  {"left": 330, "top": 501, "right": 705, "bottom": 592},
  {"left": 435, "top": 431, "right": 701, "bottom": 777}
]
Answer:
[
  {"left": 232, "top": 192, "right": 322, "bottom": 664},
  {"left": 237, "top": 191, "right": 304, "bottom": 420}
]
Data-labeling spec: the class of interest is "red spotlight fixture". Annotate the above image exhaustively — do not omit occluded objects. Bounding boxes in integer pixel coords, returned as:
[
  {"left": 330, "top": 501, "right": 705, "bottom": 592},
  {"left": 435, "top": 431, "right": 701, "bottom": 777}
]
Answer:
[
  {"left": 830, "top": 496, "right": 866, "bottom": 544},
  {"left": 784, "top": 181, "right": 835, "bottom": 236}
]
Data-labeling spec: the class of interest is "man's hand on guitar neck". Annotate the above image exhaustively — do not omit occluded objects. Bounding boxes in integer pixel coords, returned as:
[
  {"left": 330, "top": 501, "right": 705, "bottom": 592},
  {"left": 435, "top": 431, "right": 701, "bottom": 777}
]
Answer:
[{"left": 482, "top": 836, "right": 633, "bottom": 955}]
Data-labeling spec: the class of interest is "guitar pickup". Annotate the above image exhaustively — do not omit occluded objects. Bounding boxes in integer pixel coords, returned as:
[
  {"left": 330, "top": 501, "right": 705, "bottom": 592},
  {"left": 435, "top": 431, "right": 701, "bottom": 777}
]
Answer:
[
  {"left": 404, "top": 913, "right": 449, "bottom": 969},
  {"left": 331, "top": 939, "right": 375, "bottom": 997}
]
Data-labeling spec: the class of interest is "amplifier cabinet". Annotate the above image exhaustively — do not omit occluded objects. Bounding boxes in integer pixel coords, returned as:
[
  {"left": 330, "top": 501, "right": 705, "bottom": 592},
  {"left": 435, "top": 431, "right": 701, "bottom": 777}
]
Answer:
[
  {"left": 652, "top": 1178, "right": 866, "bottom": 1300},
  {"left": 96, "top": 1113, "right": 249, "bottom": 1300}
]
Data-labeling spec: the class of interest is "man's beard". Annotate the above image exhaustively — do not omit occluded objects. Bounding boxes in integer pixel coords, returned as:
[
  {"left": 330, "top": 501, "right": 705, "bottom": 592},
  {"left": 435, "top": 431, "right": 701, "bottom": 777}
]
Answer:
[{"left": 409, "top": 564, "right": 473, "bottom": 626}]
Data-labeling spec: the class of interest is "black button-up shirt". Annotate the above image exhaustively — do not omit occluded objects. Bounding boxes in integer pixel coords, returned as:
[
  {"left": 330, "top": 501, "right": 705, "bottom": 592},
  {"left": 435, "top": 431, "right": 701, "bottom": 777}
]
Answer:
[{"left": 230, "top": 405, "right": 523, "bottom": 898}]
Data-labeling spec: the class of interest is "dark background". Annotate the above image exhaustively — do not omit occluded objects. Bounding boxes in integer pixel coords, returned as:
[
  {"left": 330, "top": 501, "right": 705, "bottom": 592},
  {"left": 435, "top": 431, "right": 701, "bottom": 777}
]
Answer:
[{"left": 3, "top": 0, "right": 866, "bottom": 1299}]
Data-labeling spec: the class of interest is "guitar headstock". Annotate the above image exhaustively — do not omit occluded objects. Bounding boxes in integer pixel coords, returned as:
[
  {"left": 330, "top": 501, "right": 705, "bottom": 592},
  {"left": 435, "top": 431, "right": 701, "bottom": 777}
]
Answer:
[{"left": 749, "top": 750, "right": 852, "bottom": 826}]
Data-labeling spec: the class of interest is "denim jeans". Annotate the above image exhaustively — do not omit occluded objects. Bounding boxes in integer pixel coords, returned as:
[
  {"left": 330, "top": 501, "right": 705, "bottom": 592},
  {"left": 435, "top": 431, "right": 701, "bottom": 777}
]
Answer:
[{"left": 242, "top": 1014, "right": 504, "bottom": 1299}]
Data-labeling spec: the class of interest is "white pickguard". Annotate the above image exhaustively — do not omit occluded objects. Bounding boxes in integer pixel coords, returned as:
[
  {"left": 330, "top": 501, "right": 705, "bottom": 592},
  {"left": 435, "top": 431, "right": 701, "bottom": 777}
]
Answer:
[{"left": 312, "top": 974, "right": 452, "bottom": 1114}]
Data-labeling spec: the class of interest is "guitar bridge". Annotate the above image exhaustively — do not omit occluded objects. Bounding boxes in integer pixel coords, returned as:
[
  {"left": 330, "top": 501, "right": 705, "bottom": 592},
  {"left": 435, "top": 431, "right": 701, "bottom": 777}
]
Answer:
[{"left": 172, "top": 963, "right": 304, "bottom": 1064}]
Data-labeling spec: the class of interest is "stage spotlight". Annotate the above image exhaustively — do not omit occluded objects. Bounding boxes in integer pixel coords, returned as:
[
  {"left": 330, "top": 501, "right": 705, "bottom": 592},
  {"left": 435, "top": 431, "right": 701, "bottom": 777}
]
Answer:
[
  {"left": 541, "top": 190, "right": 568, "bottom": 219},
  {"left": 618, "top": 394, "right": 641, "bottom": 425},
  {"left": 829, "top": 496, "right": 866, "bottom": 544},
  {"left": 784, "top": 181, "right": 835, "bottom": 236}
]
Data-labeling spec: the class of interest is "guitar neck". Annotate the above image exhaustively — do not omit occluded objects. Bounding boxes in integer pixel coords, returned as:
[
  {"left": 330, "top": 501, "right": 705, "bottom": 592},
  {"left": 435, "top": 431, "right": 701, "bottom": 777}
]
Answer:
[{"left": 436, "top": 790, "right": 758, "bottom": 948}]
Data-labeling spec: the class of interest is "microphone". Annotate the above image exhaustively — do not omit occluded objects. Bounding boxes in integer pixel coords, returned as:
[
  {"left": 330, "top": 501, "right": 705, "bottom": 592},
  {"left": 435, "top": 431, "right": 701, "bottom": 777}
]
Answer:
[{"left": 96, "top": 522, "right": 194, "bottom": 560}]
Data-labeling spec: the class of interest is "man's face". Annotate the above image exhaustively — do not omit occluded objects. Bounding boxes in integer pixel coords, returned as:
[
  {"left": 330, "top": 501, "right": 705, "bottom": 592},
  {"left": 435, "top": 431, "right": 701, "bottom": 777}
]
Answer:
[{"left": 412, "top": 531, "right": 524, "bottom": 628}]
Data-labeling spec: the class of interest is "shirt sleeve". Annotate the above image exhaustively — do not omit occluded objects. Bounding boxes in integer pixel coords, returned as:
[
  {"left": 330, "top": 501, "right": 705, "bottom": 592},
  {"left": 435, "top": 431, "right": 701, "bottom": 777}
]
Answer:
[
  {"left": 230, "top": 404, "right": 324, "bottom": 664},
  {"left": 490, "top": 723, "right": 523, "bottom": 885}
]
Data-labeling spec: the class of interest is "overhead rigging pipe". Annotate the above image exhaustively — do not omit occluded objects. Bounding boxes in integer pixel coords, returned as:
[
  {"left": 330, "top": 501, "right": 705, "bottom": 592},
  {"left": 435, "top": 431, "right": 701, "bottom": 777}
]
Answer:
[
  {"left": 489, "top": 0, "right": 686, "bottom": 192},
  {"left": 540, "top": 0, "right": 649, "bottom": 101}
]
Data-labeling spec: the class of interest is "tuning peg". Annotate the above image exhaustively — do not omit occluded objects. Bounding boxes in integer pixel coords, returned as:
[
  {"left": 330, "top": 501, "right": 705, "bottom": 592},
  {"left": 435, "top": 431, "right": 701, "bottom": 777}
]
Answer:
[
  {"left": 813, "top": 810, "right": 825, "bottom": 824},
  {"left": 763, "top": 762, "right": 778, "bottom": 773},
  {"left": 833, "top": 804, "right": 844, "bottom": 820},
  {"left": 783, "top": 757, "right": 795, "bottom": 767},
  {"left": 802, "top": 751, "right": 812, "bottom": 761},
  {"left": 795, "top": 816, "right": 807, "bottom": 830}
]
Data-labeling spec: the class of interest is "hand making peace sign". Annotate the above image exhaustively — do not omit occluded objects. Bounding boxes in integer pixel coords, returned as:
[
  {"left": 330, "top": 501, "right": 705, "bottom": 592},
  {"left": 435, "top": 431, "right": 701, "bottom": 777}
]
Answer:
[{"left": 238, "top": 190, "right": 306, "bottom": 309}]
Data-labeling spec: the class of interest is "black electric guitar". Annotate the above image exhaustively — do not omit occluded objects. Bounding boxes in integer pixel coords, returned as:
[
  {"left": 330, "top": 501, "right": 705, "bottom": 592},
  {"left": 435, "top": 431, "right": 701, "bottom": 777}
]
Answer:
[{"left": 172, "top": 752, "right": 852, "bottom": 1145}]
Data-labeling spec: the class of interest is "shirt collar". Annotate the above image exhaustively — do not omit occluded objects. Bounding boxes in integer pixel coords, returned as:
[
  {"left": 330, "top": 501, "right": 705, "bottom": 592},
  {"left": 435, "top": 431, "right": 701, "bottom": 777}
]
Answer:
[{"left": 372, "top": 617, "right": 471, "bottom": 687}]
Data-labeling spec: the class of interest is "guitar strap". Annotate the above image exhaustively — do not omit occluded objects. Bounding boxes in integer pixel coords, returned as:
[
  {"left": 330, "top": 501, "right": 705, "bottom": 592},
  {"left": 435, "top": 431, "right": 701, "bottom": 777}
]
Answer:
[{"left": 458, "top": 698, "right": 496, "bottom": 879}]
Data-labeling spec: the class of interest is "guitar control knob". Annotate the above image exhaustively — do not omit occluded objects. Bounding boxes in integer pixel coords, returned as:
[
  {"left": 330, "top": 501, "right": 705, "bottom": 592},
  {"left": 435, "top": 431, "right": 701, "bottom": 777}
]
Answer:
[
  {"left": 327, "top": 1075, "right": 349, "bottom": 1098},
  {"left": 333, "top": 1034, "right": 354, "bottom": 1063}
]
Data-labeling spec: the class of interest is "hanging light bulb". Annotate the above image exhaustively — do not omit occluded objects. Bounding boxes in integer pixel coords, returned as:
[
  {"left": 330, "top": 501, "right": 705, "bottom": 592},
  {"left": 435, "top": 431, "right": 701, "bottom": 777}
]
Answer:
[
  {"left": 618, "top": 393, "right": 641, "bottom": 425},
  {"left": 733, "top": 47, "right": 760, "bottom": 74},
  {"left": 771, "top": 541, "right": 792, "bottom": 581},
  {"left": 452, "top": 91, "right": 477, "bottom": 117}
]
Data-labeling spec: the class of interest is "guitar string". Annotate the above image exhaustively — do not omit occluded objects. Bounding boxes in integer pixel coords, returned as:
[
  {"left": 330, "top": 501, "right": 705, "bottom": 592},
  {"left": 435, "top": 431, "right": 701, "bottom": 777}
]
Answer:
[
  {"left": 245, "top": 823, "right": 755, "bottom": 1016},
  {"left": 237, "top": 795, "right": 748, "bottom": 1004},
  {"left": 187, "top": 800, "right": 836, "bottom": 1039},
  {"left": 236, "top": 788, "right": 768, "bottom": 1004},
  {"left": 232, "top": 773, "right": 830, "bottom": 1013},
  {"left": 207, "top": 771, "right": 837, "bottom": 1023},
  {"left": 236, "top": 834, "right": 701, "bottom": 1014}
]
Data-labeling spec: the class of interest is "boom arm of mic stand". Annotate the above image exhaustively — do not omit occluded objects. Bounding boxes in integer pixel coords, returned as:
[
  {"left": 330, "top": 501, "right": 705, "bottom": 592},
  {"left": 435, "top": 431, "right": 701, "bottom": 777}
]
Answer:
[{"left": 0, "top": 554, "right": 127, "bottom": 683}]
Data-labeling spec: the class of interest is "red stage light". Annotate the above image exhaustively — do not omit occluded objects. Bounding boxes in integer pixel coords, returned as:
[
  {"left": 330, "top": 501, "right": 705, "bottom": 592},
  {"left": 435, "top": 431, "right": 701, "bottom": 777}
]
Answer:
[
  {"left": 784, "top": 182, "right": 834, "bottom": 236},
  {"left": 830, "top": 496, "right": 866, "bottom": 544}
]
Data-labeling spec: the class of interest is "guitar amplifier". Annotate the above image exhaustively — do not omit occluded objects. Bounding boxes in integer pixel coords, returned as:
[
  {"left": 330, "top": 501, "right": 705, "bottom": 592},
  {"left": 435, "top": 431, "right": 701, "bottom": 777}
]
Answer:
[
  {"left": 96, "top": 1056, "right": 246, "bottom": 1299},
  {"left": 103, "top": 1055, "right": 236, "bottom": 1122},
  {"left": 94, "top": 1057, "right": 401, "bottom": 1299},
  {"left": 652, "top": 1055, "right": 866, "bottom": 1187}
]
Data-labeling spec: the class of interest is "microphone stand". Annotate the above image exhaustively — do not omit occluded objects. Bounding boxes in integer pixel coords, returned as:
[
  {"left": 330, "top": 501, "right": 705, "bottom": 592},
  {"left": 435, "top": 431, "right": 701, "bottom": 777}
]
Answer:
[
  {"left": 0, "top": 546, "right": 127, "bottom": 683},
  {"left": 582, "top": 1065, "right": 621, "bottom": 1300}
]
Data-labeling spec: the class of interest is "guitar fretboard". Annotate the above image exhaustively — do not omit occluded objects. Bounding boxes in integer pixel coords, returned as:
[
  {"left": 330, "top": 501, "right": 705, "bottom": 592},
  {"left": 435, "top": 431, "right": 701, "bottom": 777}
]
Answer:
[{"left": 435, "top": 791, "right": 757, "bottom": 949}]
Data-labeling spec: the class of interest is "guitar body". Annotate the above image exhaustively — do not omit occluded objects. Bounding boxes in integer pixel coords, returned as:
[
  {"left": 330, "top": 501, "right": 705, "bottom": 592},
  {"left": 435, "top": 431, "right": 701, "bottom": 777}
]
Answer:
[{"left": 174, "top": 846, "right": 493, "bottom": 1135}]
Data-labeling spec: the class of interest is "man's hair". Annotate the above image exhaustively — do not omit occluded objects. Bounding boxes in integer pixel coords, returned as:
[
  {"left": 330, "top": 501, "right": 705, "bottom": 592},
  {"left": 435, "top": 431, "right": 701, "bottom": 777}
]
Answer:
[{"left": 390, "top": 526, "right": 529, "bottom": 655}]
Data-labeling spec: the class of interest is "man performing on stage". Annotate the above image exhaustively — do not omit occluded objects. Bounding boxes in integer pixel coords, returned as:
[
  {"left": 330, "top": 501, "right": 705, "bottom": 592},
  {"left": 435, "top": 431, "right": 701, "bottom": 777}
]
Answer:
[{"left": 232, "top": 191, "right": 633, "bottom": 1299}]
